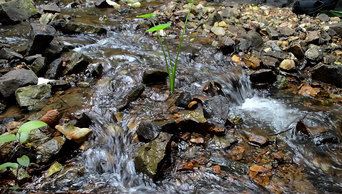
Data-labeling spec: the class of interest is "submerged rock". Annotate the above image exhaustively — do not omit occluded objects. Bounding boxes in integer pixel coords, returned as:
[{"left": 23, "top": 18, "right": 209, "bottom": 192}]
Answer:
[
  {"left": 136, "top": 120, "right": 176, "bottom": 141},
  {"left": 0, "top": 0, "right": 38, "bottom": 25},
  {"left": 15, "top": 84, "right": 51, "bottom": 111},
  {"left": 0, "top": 69, "right": 38, "bottom": 98},
  {"left": 202, "top": 95, "right": 230, "bottom": 122},
  {"left": 134, "top": 132, "right": 172, "bottom": 179},
  {"left": 62, "top": 52, "right": 92, "bottom": 75},
  {"left": 209, "top": 134, "right": 237, "bottom": 149}
]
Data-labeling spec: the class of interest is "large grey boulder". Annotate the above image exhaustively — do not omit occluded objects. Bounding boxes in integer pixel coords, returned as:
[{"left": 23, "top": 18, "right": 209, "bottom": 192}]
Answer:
[
  {"left": 0, "top": 48, "right": 23, "bottom": 60},
  {"left": 0, "top": 69, "right": 38, "bottom": 97},
  {"left": 26, "top": 23, "right": 56, "bottom": 55},
  {"left": 312, "top": 64, "right": 342, "bottom": 88},
  {"left": 45, "top": 58, "right": 63, "bottom": 79},
  {"left": 15, "top": 84, "right": 51, "bottom": 110},
  {"left": 134, "top": 132, "right": 172, "bottom": 179},
  {"left": 0, "top": 0, "right": 38, "bottom": 25}
]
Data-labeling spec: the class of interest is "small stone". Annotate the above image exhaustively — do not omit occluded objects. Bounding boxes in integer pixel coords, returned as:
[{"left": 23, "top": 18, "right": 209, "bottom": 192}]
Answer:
[
  {"left": 175, "top": 92, "right": 192, "bottom": 109},
  {"left": 211, "top": 26, "right": 225, "bottom": 36},
  {"left": 249, "top": 133, "right": 268, "bottom": 146},
  {"left": 187, "top": 101, "right": 198, "bottom": 109},
  {"left": 218, "top": 21, "right": 228, "bottom": 27},
  {"left": 305, "top": 46, "right": 323, "bottom": 62},
  {"left": 43, "top": 3, "right": 61, "bottom": 13},
  {"left": 212, "top": 165, "right": 221, "bottom": 174},
  {"left": 307, "top": 31, "right": 320, "bottom": 44},
  {"left": 271, "top": 151, "right": 284, "bottom": 162},
  {"left": 279, "top": 59, "right": 296, "bottom": 71},
  {"left": 266, "top": 27, "right": 279, "bottom": 40},
  {"left": 288, "top": 44, "right": 304, "bottom": 58},
  {"left": 46, "top": 162, "right": 63, "bottom": 178},
  {"left": 278, "top": 26, "right": 295, "bottom": 36},
  {"left": 318, "top": 14, "right": 330, "bottom": 22},
  {"left": 231, "top": 55, "right": 243, "bottom": 66},
  {"left": 40, "top": 110, "right": 60, "bottom": 127},
  {"left": 190, "top": 134, "right": 205, "bottom": 144}
]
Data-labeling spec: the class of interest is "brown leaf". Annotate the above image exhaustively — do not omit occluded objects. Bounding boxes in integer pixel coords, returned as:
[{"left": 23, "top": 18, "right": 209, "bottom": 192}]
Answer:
[{"left": 298, "top": 84, "right": 320, "bottom": 97}]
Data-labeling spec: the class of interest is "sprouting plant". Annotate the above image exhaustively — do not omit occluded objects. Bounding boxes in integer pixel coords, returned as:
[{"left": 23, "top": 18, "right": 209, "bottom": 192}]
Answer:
[
  {"left": 137, "top": 0, "right": 194, "bottom": 92},
  {"left": 0, "top": 120, "right": 47, "bottom": 173}
]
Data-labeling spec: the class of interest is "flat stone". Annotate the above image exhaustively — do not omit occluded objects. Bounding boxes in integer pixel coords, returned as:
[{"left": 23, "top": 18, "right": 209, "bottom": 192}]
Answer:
[
  {"left": 305, "top": 46, "right": 323, "bottom": 62},
  {"left": 43, "top": 3, "right": 61, "bottom": 13},
  {"left": 249, "top": 133, "right": 268, "bottom": 146},
  {"left": 15, "top": 84, "right": 51, "bottom": 110},
  {"left": 211, "top": 26, "right": 225, "bottom": 36},
  {"left": 203, "top": 95, "right": 230, "bottom": 122},
  {"left": 0, "top": 48, "right": 23, "bottom": 60}
]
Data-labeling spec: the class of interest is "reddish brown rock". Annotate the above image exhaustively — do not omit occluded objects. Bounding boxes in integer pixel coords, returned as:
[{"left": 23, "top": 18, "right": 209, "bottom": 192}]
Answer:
[
  {"left": 40, "top": 110, "right": 60, "bottom": 127},
  {"left": 212, "top": 165, "right": 221, "bottom": 174},
  {"left": 249, "top": 134, "right": 268, "bottom": 146},
  {"left": 249, "top": 165, "right": 270, "bottom": 186}
]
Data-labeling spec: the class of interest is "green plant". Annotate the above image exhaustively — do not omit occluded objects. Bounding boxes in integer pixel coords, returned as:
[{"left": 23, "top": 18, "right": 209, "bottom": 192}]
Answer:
[
  {"left": 0, "top": 121, "right": 47, "bottom": 172},
  {"left": 137, "top": 0, "right": 194, "bottom": 92}
]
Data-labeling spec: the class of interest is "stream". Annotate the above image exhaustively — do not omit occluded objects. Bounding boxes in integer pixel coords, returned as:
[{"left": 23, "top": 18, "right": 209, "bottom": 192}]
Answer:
[{"left": 1, "top": 0, "right": 342, "bottom": 193}]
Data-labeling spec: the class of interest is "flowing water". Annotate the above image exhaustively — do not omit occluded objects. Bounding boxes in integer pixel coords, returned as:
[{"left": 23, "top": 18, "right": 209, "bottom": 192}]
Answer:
[{"left": 1, "top": 1, "right": 342, "bottom": 193}]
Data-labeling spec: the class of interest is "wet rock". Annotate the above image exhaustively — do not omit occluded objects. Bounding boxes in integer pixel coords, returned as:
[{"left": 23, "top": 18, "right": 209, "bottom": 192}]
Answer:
[
  {"left": 264, "top": 51, "right": 288, "bottom": 60},
  {"left": 86, "top": 62, "right": 103, "bottom": 78},
  {"left": 211, "top": 26, "right": 225, "bottom": 36},
  {"left": 45, "top": 39, "right": 65, "bottom": 61},
  {"left": 63, "top": 23, "right": 107, "bottom": 35},
  {"left": 36, "top": 136, "right": 66, "bottom": 163},
  {"left": 43, "top": 2, "right": 60, "bottom": 13},
  {"left": 142, "top": 69, "right": 168, "bottom": 85},
  {"left": 175, "top": 91, "right": 192, "bottom": 109},
  {"left": 48, "top": 79, "right": 70, "bottom": 91},
  {"left": 244, "top": 56, "right": 261, "bottom": 70},
  {"left": 208, "top": 11, "right": 222, "bottom": 26},
  {"left": 27, "top": 128, "right": 48, "bottom": 145},
  {"left": 42, "top": 166, "right": 85, "bottom": 190},
  {"left": 298, "top": 84, "right": 320, "bottom": 97},
  {"left": 212, "top": 165, "right": 221, "bottom": 174},
  {"left": 328, "top": 22, "right": 342, "bottom": 37},
  {"left": 271, "top": 151, "right": 284, "bottom": 162},
  {"left": 279, "top": 59, "right": 296, "bottom": 71},
  {"left": 312, "top": 64, "right": 342, "bottom": 87},
  {"left": 249, "top": 165, "right": 270, "bottom": 186},
  {"left": 207, "top": 156, "right": 248, "bottom": 175},
  {"left": 261, "top": 56, "right": 279, "bottom": 68},
  {"left": 307, "top": 31, "right": 320, "bottom": 44},
  {"left": 40, "top": 110, "right": 60, "bottom": 127},
  {"left": 30, "top": 57, "right": 47, "bottom": 76},
  {"left": 209, "top": 134, "right": 237, "bottom": 149},
  {"left": 248, "top": 133, "right": 268, "bottom": 146},
  {"left": 278, "top": 26, "right": 295, "bottom": 36},
  {"left": 136, "top": 120, "right": 176, "bottom": 141},
  {"left": 26, "top": 24, "right": 56, "bottom": 56},
  {"left": 248, "top": 69, "right": 276, "bottom": 84},
  {"left": 46, "top": 161, "right": 63, "bottom": 178},
  {"left": 202, "top": 95, "right": 230, "bottom": 122},
  {"left": 126, "top": 84, "right": 145, "bottom": 103},
  {"left": 134, "top": 132, "right": 173, "bottom": 179},
  {"left": 15, "top": 84, "right": 51, "bottom": 111},
  {"left": 45, "top": 58, "right": 63, "bottom": 79},
  {"left": 0, "top": 0, "right": 38, "bottom": 25},
  {"left": 287, "top": 44, "right": 305, "bottom": 58},
  {"left": 312, "top": 132, "right": 339, "bottom": 145},
  {"left": 266, "top": 27, "right": 279, "bottom": 40},
  {"left": 55, "top": 124, "right": 93, "bottom": 144},
  {"left": 0, "top": 69, "right": 38, "bottom": 98},
  {"left": 72, "top": 112, "right": 92, "bottom": 128},
  {"left": 247, "top": 32, "right": 264, "bottom": 48},
  {"left": 62, "top": 52, "right": 92, "bottom": 75},
  {"left": 238, "top": 39, "right": 252, "bottom": 51},
  {"left": 273, "top": 75, "right": 288, "bottom": 89},
  {"left": 305, "top": 46, "right": 323, "bottom": 62},
  {"left": 219, "top": 36, "right": 235, "bottom": 54},
  {"left": 0, "top": 48, "right": 23, "bottom": 60}
]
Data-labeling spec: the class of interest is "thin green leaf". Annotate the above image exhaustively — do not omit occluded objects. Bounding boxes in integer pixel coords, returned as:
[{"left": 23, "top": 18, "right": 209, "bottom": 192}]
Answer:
[
  {"left": 10, "top": 184, "right": 19, "bottom": 190},
  {"left": 146, "top": 23, "right": 171, "bottom": 32},
  {"left": 188, "top": 0, "right": 194, "bottom": 3},
  {"left": 0, "top": 134, "right": 17, "bottom": 143},
  {"left": 137, "top": 13, "right": 157, "bottom": 18},
  {"left": 17, "top": 132, "right": 29, "bottom": 144},
  {"left": 18, "top": 121, "right": 47, "bottom": 134},
  {"left": 17, "top": 155, "right": 30, "bottom": 167},
  {"left": 0, "top": 162, "right": 18, "bottom": 170}
]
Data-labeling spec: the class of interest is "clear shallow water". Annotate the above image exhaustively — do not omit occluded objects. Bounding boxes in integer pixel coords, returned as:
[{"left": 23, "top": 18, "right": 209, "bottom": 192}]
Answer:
[{"left": 67, "top": 28, "right": 342, "bottom": 193}]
